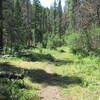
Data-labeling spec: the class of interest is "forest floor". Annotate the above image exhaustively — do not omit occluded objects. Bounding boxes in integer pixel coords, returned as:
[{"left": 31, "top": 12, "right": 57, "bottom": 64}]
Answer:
[
  {"left": 0, "top": 47, "right": 100, "bottom": 100},
  {"left": 39, "top": 64, "right": 64, "bottom": 100}
]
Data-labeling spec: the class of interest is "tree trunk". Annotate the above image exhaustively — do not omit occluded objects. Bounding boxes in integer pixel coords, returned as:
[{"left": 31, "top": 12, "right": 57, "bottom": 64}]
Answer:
[{"left": 0, "top": 0, "right": 3, "bottom": 54}]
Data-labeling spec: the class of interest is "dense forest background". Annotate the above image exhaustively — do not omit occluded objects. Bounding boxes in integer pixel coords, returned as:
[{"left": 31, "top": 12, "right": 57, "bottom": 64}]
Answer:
[
  {"left": 0, "top": 0, "right": 100, "bottom": 100},
  {"left": 0, "top": 0, "right": 100, "bottom": 55}
]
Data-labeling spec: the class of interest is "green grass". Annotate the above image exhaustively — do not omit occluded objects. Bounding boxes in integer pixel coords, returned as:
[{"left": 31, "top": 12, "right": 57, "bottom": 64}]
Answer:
[
  {"left": 0, "top": 47, "right": 100, "bottom": 100},
  {"left": 51, "top": 47, "right": 100, "bottom": 100}
]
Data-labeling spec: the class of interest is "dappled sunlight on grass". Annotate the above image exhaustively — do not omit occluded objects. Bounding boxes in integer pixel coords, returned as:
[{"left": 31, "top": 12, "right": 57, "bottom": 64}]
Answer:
[
  {"left": 62, "top": 86, "right": 100, "bottom": 100},
  {"left": 0, "top": 46, "right": 100, "bottom": 100},
  {"left": 0, "top": 62, "right": 83, "bottom": 88},
  {"left": 50, "top": 47, "right": 100, "bottom": 100}
]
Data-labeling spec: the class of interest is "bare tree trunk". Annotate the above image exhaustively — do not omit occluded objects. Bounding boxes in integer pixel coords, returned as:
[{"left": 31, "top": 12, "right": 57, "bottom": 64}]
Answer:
[
  {"left": 97, "top": 4, "right": 100, "bottom": 26},
  {"left": 0, "top": 0, "right": 3, "bottom": 54}
]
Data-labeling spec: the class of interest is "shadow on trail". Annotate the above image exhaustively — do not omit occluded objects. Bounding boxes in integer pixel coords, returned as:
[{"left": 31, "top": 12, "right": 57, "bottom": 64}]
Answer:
[
  {"left": 0, "top": 62, "right": 83, "bottom": 88},
  {"left": 18, "top": 53, "right": 55, "bottom": 62},
  {"left": 52, "top": 59, "right": 73, "bottom": 66},
  {"left": 18, "top": 52, "right": 74, "bottom": 66}
]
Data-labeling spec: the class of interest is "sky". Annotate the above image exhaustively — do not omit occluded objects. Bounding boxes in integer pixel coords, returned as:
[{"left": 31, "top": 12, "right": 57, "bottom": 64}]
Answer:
[{"left": 40, "top": 0, "right": 65, "bottom": 8}]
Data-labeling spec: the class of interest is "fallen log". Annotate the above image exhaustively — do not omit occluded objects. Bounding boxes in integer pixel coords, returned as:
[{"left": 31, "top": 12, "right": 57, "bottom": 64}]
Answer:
[{"left": 0, "top": 72, "right": 24, "bottom": 79}]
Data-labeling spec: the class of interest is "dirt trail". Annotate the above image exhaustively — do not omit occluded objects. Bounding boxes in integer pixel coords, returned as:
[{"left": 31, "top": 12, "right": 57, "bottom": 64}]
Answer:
[{"left": 39, "top": 64, "right": 64, "bottom": 100}]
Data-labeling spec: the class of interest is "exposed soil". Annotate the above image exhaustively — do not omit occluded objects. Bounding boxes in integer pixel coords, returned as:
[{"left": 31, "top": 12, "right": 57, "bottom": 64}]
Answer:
[{"left": 39, "top": 64, "right": 64, "bottom": 100}]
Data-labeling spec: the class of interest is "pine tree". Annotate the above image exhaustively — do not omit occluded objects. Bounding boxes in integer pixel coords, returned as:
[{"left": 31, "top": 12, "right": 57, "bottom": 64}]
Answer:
[
  {"left": 53, "top": 0, "right": 58, "bottom": 34},
  {"left": 0, "top": 0, "right": 3, "bottom": 53},
  {"left": 15, "top": 0, "right": 23, "bottom": 41},
  {"left": 58, "top": 0, "right": 63, "bottom": 38},
  {"left": 32, "top": 0, "right": 43, "bottom": 45}
]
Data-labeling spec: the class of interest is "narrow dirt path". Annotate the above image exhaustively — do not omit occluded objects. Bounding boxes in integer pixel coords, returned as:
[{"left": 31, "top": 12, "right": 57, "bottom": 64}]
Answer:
[{"left": 39, "top": 64, "right": 64, "bottom": 100}]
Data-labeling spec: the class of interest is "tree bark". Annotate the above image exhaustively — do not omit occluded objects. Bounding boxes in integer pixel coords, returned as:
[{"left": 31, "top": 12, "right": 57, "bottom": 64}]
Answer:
[{"left": 0, "top": 0, "right": 3, "bottom": 53}]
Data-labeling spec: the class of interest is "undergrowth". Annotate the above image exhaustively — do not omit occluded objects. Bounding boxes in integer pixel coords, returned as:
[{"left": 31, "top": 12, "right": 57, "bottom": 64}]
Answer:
[{"left": 0, "top": 46, "right": 100, "bottom": 100}]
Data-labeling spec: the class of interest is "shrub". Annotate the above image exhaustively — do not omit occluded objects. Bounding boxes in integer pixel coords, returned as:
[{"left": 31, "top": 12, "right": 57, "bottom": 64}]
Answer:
[
  {"left": 43, "top": 33, "right": 64, "bottom": 49},
  {"left": 0, "top": 79, "right": 39, "bottom": 100},
  {"left": 66, "top": 32, "right": 81, "bottom": 50}
]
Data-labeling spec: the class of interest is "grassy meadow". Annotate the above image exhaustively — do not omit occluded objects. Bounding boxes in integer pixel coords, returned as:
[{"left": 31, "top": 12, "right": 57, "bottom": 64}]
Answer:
[{"left": 0, "top": 47, "right": 100, "bottom": 100}]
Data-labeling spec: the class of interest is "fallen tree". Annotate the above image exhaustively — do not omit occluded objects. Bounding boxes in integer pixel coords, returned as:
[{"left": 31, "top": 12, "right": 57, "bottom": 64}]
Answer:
[{"left": 0, "top": 72, "right": 24, "bottom": 79}]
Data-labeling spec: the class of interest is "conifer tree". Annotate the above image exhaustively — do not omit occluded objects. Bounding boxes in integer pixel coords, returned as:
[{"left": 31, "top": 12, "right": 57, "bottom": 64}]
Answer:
[
  {"left": 58, "top": 0, "right": 63, "bottom": 38},
  {"left": 33, "top": 0, "right": 43, "bottom": 45},
  {"left": 0, "top": 0, "right": 3, "bottom": 53}
]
